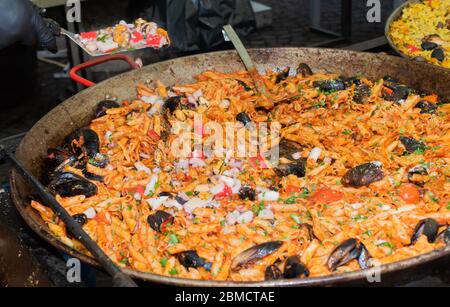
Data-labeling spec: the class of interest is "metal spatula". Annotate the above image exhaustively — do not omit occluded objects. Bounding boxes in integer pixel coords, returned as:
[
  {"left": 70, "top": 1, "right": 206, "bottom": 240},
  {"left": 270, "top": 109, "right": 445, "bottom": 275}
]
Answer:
[{"left": 61, "top": 27, "right": 168, "bottom": 57}]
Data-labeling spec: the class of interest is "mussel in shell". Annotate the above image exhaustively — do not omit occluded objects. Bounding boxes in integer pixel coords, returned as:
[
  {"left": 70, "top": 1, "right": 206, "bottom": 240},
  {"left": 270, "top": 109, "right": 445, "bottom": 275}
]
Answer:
[
  {"left": 415, "top": 100, "right": 437, "bottom": 114},
  {"left": 231, "top": 241, "right": 283, "bottom": 271},
  {"left": 313, "top": 79, "right": 346, "bottom": 92},
  {"left": 65, "top": 128, "right": 100, "bottom": 159},
  {"left": 436, "top": 227, "right": 450, "bottom": 245},
  {"left": 407, "top": 165, "right": 428, "bottom": 187},
  {"left": 341, "top": 162, "right": 384, "bottom": 187},
  {"left": 236, "top": 112, "right": 252, "bottom": 126},
  {"left": 399, "top": 136, "right": 426, "bottom": 153},
  {"left": 163, "top": 96, "right": 182, "bottom": 113},
  {"left": 327, "top": 238, "right": 371, "bottom": 271},
  {"left": 275, "top": 67, "right": 290, "bottom": 84},
  {"left": 296, "top": 63, "right": 313, "bottom": 77},
  {"left": 410, "top": 218, "right": 439, "bottom": 244},
  {"left": 94, "top": 100, "right": 120, "bottom": 118},
  {"left": 353, "top": 83, "right": 371, "bottom": 104},
  {"left": 48, "top": 172, "right": 98, "bottom": 197},
  {"left": 431, "top": 48, "right": 445, "bottom": 62},
  {"left": 283, "top": 256, "right": 309, "bottom": 279},
  {"left": 174, "top": 250, "right": 212, "bottom": 271},
  {"left": 264, "top": 264, "right": 283, "bottom": 280},
  {"left": 274, "top": 159, "right": 306, "bottom": 178},
  {"left": 383, "top": 84, "right": 410, "bottom": 103},
  {"left": 147, "top": 210, "right": 174, "bottom": 232},
  {"left": 238, "top": 186, "right": 256, "bottom": 201}
]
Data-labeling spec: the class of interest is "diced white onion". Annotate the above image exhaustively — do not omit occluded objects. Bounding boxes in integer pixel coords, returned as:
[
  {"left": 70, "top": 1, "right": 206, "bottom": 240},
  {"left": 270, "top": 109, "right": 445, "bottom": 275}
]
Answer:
[
  {"left": 226, "top": 210, "right": 240, "bottom": 225},
  {"left": 133, "top": 192, "right": 142, "bottom": 200},
  {"left": 308, "top": 147, "right": 322, "bottom": 162},
  {"left": 144, "top": 174, "right": 158, "bottom": 196},
  {"left": 146, "top": 196, "right": 169, "bottom": 210},
  {"left": 193, "top": 89, "right": 203, "bottom": 100},
  {"left": 258, "top": 207, "right": 274, "bottom": 220},
  {"left": 163, "top": 199, "right": 183, "bottom": 211},
  {"left": 238, "top": 211, "right": 254, "bottom": 224},
  {"left": 83, "top": 207, "right": 96, "bottom": 219},
  {"left": 210, "top": 182, "right": 225, "bottom": 195},
  {"left": 257, "top": 187, "right": 280, "bottom": 201}
]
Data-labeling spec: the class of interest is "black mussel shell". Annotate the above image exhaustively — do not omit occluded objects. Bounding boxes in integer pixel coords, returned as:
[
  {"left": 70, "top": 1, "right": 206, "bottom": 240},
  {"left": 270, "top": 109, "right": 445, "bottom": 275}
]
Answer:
[
  {"left": 437, "top": 227, "right": 450, "bottom": 245},
  {"left": 45, "top": 148, "right": 77, "bottom": 180},
  {"left": 283, "top": 256, "right": 309, "bottom": 279},
  {"left": 327, "top": 238, "right": 361, "bottom": 271},
  {"left": 383, "top": 84, "right": 410, "bottom": 103},
  {"left": 313, "top": 79, "right": 346, "bottom": 92},
  {"left": 275, "top": 67, "right": 290, "bottom": 84},
  {"left": 72, "top": 213, "right": 88, "bottom": 226},
  {"left": 415, "top": 100, "right": 437, "bottom": 114},
  {"left": 296, "top": 63, "right": 313, "bottom": 77},
  {"left": 82, "top": 169, "right": 104, "bottom": 182},
  {"left": 399, "top": 136, "right": 426, "bottom": 153},
  {"left": 341, "top": 162, "right": 384, "bottom": 187},
  {"left": 236, "top": 112, "right": 252, "bottom": 126},
  {"left": 65, "top": 128, "right": 100, "bottom": 159},
  {"left": 163, "top": 96, "right": 181, "bottom": 113},
  {"left": 174, "top": 250, "right": 212, "bottom": 271},
  {"left": 407, "top": 165, "right": 428, "bottom": 187},
  {"left": 158, "top": 191, "right": 173, "bottom": 197},
  {"left": 431, "top": 48, "right": 445, "bottom": 62},
  {"left": 265, "top": 264, "right": 283, "bottom": 280},
  {"left": 147, "top": 210, "right": 174, "bottom": 232},
  {"left": 353, "top": 83, "right": 371, "bottom": 104},
  {"left": 357, "top": 243, "right": 372, "bottom": 269},
  {"left": 236, "top": 79, "right": 252, "bottom": 91},
  {"left": 421, "top": 42, "right": 438, "bottom": 51},
  {"left": 238, "top": 186, "right": 256, "bottom": 201},
  {"left": 48, "top": 172, "right": 98, "bottom": 197},
  {"left": 274, "top": 159, "right": 306, "bottom": 178},
  {"left": 340, "top": 76, "right": 361, "bottom": 87},
  {"left": 94, "top": 100, "right": 120, "bottom": 118},
  {"left": 231, "top": 241, "right": 283, "bottom": 271},
  {"left": 410, "top": 218, "right": 439, "bottom": 244}
]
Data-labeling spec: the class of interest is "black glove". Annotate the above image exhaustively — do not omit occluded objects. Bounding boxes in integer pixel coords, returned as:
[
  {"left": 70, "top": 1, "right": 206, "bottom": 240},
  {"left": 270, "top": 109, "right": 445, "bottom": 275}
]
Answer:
[{"left": 0, "top": 0, "right": 60, "bottom": 52}]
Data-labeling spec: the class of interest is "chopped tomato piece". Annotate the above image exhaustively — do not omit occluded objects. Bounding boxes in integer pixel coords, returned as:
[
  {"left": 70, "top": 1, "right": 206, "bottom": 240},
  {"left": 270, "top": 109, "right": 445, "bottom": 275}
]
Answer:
[
  {"left": 131, "top": 31, "right": 143, "bottom": 44},
  {"left": 398, "top": 184, "right": 420, "bottom": 204},
  {"left": 148, "top": 129, "right": 160, "bottom": 140},
  {"left": 406, "top": 44, "right": 419, "bottom": 53},
  {"left": 216, "top": 184, "right": 233, "bottom": 198},
  {"left": 311, "top": 188, "right": 344, "bottom": 204},
  {"left": 249, "top": 154, "right": 268, "bottom": 168},
  {"left": 146, "top": 34, "right": 162, "bottom": 47},
  {"left": 135, "top": 184, "right": 145, "bottom": 195},
  {"left": 80, "top": 31, "right": 97, "bottom": 40},
  {"left": 285, "top": 185, "right": 301, "bottom": 194}
]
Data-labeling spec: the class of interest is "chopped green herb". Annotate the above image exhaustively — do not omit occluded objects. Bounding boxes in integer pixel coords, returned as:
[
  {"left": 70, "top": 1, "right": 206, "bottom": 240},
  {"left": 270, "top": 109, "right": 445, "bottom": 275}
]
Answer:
[
  {"left": 342, "top": 129, "right": 352, "bottom": 135},
  {"left": 428, "top": 192, "right": 439, "bottom": 203},
  {"left": 220, "top": 219, "right": 226, "bottom": 227},
  {"left": 168, "top": 233, "right": 179, "bottom": 244},
  {"left": 252, "top": 201, "right": 265, "bottom": 215},
  {"left": 169, "top": 268, "right": 178, "bottom": 275},
  {"left": 351, "top": 215, "right": 368, "bottom": 222},
  {"left": 160, "top": 257, "right": 168, "bottom": 268}
]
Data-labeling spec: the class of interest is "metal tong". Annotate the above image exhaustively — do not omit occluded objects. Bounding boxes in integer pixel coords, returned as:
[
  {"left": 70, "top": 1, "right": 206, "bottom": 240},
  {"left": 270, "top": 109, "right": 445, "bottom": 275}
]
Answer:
[{"left": 0, "top": 146, "right": 138, "bottom": 287}]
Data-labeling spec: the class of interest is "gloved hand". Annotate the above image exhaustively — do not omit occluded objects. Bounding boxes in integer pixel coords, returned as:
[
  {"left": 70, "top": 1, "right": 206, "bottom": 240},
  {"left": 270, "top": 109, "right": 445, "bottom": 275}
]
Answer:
[{"left": 0, "top": 0, "right": 60, "bottom": 52}]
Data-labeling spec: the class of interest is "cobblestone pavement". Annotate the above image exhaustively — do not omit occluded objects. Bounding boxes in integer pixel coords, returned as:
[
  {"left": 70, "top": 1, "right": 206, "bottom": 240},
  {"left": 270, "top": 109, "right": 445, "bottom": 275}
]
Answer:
[{"left": 0, "top": 0, "right": 400, "bottom": 139}]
